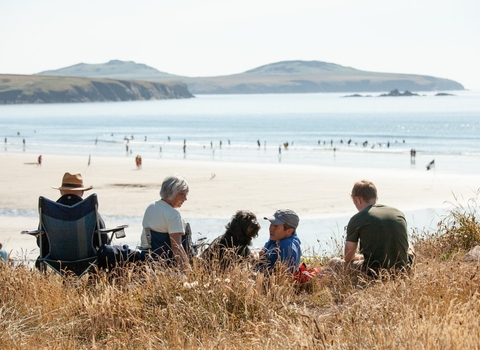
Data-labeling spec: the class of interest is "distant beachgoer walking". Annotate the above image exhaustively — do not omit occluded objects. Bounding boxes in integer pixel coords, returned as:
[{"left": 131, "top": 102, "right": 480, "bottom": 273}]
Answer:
[
  {"left": 136, "top": 155, "right": 142, "bottom": 169},
  {"left": 257, "top": 140, "right": 261, "bottom": 148},
  {"left": 95, "top": 137, "right": 98, "bottom": 145},
  {"left": 38, "top": 155, "right": 42, "bottom": 166},
  {"left": 219, "top": 140, "right": 222, "bottom": 149},
  {"left": 88, "top": 154, "right": 91, "bottom": 166},
  {"left": 410, "top": 148, "right": 416, "bottom": 164}
]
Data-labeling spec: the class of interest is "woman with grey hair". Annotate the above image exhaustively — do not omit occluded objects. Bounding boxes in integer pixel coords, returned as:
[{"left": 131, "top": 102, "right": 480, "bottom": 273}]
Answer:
[{"left": 140, "top": 175, "right": 191, "bottom": 270}]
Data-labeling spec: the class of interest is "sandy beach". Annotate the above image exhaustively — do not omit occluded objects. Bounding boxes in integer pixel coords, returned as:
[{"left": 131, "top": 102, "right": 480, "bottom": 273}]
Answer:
[{"left": 1, "top": 152, "right": 479, "bottom": 259}]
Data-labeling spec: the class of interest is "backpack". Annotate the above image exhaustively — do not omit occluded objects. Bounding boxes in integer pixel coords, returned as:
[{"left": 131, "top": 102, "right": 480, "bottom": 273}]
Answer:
[{"left": 293, "top": 263, "right": 323, "bottom": 284}]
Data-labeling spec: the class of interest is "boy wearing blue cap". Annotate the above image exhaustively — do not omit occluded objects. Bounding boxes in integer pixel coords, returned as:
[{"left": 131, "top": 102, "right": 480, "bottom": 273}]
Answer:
[{"left": 258, "top": 209, "right": 302, "bottom": 273}]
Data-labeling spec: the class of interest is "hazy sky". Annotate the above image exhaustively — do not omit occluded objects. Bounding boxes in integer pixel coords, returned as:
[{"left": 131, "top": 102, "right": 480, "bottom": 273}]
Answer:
[{"left": 1, "top": 0, "right": 479, "bottom": 89}]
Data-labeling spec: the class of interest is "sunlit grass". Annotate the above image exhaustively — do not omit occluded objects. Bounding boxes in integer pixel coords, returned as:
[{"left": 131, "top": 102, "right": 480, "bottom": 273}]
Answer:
[{"left": 1, "top": 192, "right": 480, "bottom": 349}]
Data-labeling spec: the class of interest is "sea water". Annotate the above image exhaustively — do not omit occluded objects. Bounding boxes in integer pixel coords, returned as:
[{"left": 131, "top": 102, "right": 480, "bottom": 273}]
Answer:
[{"left": 1, "top": 91, "right": 480, "bottom": 253}]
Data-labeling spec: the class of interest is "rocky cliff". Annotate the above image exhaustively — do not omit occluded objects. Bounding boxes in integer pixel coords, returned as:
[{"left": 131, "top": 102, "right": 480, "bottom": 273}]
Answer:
[{"left": 0, "top": 74, "right": 193, "bottom": 104}]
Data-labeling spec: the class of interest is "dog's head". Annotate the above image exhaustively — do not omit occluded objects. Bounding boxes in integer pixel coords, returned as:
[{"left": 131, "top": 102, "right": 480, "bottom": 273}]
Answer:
[{"left": 225, "top": 210, "right": 261, "bottom": 245}]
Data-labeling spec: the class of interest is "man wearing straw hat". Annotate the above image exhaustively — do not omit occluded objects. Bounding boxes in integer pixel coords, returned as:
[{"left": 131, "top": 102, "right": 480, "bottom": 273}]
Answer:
[{"left": 37, "top": 172, "right": 107, "bottom": 259}]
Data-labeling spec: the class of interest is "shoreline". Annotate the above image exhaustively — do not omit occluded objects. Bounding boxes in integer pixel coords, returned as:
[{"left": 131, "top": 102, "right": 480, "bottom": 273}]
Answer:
[{"left": 1, "top": 152, "right": 479, "bottom": 259}]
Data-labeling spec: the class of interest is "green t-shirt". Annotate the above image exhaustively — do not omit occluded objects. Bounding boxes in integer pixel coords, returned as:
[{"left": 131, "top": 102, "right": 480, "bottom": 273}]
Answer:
[{"left": 346, "top": 204, "right": 409, "bottom": 271}]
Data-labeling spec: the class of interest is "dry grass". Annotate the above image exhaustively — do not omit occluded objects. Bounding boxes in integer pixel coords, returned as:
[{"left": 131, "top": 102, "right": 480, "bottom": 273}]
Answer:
[{"left": 2, "top": 195, "right": 480, "bottom": 349}]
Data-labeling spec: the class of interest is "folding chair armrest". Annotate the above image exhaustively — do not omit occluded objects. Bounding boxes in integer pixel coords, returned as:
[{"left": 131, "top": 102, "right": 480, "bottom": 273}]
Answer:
[
  {"left": 21, "top": 230, "right": 43, "bottom": 237},
  {"left": 98, "top": 225, "right": 128, "bottom": 243}
]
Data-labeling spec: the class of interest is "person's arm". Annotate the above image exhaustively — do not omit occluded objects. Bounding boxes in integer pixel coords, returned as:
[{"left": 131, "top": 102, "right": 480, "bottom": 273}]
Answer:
[
  {"left": 169, "top": 232, "right": 191, "bottom": 271},
  {"left": 344, "top": 241, "right": 358, "bottom": 263}
]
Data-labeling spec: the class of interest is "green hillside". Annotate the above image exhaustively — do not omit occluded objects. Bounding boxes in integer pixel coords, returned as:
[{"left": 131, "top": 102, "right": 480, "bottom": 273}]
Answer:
[
  {"left": 38, "top": 60, "right": 177, "bottom": 80},
  {"left": 36, "top": 59, "right": 464, "bottom": 94},
  {"left": 0, "top": 74, "right": 192, "bottom": 104}
]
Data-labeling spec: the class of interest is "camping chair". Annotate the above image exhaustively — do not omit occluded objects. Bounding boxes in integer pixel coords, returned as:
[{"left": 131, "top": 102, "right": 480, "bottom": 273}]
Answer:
[
  {"left": 147, "top": 222, "right": 196, "bottom": 265},
  {"left": 21, "top": 194, "right": 127, "bottom": 279}
]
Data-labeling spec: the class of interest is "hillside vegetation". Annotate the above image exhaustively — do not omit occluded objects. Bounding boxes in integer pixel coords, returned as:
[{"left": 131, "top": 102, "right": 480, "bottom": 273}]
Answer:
[
  {"left": 0, "top": 74, "right": 192, "bottom": 104},
  {"left": 37, "top": 59, "right": 465, "bottom": 94},
  {"left": 39, "top": 59, "right": 177, "bottom": 80},
  {"left": 1, "top": 193, "right": 479, "bottom": 349}
]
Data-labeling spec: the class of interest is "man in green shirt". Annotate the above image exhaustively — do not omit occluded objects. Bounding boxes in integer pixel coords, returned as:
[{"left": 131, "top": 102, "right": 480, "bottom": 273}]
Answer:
[{"left": 330, "top": 180, "right": 414, "bottom": 276}]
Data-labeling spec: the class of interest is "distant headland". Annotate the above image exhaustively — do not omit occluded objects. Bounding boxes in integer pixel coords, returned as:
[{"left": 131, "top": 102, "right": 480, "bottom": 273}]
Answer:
[
  {"left": 0, "top": 60, "right": 464, "bottom": 104},
  {"left": 37, "top": 59, "right": 464, "bottom": 95},
  {"left": 0, "top": 74, "right": 193, "bottom": 104}
]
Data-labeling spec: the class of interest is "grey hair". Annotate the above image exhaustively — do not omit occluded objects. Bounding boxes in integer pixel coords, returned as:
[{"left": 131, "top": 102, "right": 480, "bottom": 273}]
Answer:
[{"left": 160, "top": 175, "right": 189, "bottom": 200}]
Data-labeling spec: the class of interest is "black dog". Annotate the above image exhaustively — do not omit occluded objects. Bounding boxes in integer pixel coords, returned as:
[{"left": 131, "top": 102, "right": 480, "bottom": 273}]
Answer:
[{"left": 201, "top": 210, "right": 261, "bottom": 269}]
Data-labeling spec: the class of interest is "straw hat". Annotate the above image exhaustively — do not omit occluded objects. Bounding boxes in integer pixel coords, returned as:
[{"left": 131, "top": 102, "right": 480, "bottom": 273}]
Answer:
[{"left": 52, "top": 172, "right": 93, "bottom": 191}]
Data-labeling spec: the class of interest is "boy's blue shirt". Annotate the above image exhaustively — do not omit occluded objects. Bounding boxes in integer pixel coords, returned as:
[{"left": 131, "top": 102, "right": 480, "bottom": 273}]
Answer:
[{"left": 260, "top": 232, "right": 301, "bottom": 272}]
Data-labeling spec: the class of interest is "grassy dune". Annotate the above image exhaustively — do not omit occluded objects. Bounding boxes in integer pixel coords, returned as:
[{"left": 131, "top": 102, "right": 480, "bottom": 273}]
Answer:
[{"left": 1, "top": 195, "right": 479, "bottom": 349}]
